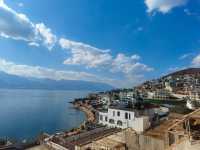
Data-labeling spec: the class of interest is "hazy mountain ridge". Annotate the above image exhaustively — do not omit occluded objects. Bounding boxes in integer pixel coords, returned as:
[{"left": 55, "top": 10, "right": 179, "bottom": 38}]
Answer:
[{"left": 0, "top": 71, "right": 113, "bottom": 91}]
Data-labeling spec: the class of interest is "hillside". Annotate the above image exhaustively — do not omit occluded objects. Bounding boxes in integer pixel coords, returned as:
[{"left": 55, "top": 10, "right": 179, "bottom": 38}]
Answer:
[
  {"left": 137, "top": 68, "right": 200, "bottom": 97},
  {"left": 166, "top": 68, "right": 200, "bottom": 77}
]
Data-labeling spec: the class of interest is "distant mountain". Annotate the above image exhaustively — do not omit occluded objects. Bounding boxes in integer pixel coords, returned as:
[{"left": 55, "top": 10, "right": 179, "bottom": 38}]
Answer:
[{"left": 0, "top": 71, "right": 113, "bottom": 91}]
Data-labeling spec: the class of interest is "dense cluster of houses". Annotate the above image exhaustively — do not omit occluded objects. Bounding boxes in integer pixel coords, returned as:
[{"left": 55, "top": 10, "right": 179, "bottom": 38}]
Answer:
[{"left": 137, "top": 72, "right": 200, "bottom": 101}]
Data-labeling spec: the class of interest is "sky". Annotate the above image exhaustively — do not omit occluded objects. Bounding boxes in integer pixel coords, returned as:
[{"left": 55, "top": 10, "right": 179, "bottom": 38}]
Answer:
[{"left": 0, "top": 0, "right": 200, "bottom": 88}]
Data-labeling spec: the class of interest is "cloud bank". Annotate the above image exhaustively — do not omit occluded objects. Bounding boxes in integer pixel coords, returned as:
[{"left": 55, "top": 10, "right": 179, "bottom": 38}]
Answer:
[{"left": 0, "top": 58, "right": 113, "bottom": 83}]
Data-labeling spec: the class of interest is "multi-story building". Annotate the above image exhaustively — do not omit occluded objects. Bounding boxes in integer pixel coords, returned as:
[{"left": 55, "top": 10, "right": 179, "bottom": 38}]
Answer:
[{"left": 98, "top": 104, "right": 169, "bottom": 133}]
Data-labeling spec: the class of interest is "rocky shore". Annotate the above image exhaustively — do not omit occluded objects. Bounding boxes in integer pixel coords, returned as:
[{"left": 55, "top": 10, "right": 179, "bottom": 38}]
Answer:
[{"left": 72, "top": 100, "right": 96, "bottom": 123}]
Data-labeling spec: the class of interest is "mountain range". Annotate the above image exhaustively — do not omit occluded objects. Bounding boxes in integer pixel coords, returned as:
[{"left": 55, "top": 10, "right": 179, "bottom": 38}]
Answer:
[{"left": 0, "top": 71, "right": 113, "bottom": 91}]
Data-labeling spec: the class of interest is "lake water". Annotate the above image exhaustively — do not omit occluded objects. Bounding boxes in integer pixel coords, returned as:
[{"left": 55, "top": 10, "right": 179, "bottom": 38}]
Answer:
[{"left": 0, "top": 89, "right": 90, "bottom": 141}]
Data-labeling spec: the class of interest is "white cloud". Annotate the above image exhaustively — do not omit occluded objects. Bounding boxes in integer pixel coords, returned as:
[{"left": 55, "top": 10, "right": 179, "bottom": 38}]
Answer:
[
  {"left": 59, "top": 38, "right": 112, "bottom": 68},
  {"left": 0, "top": 1, "right": 35, "bottom": 41},
  {"left": 145, "top": 0, "right": 188, "bottom": 14},
  {"left": 112, "top": 53, "right": 153, "bottom": 74},
  {"left": 35, "top": 23, "right": 57, "bottom": 50},
  {"left": 0, "top": 1, "right": 56, "bottom": 50},
  {"left": 60, "top": 38, "right": 153, "bottom": 77},
  {"left": 192, "top": 54, "right": 200, "bottom": 67},
  {"left": 58, "top": 38, "right": 154, "bottom": 87},
  {"left": 28, "top": 42, "right": 40, "bottom": 47}
]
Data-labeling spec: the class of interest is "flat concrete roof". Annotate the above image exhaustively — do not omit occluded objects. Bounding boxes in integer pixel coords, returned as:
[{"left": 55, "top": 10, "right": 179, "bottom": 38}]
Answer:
[{"left": 51, "top": 127, "right": 122, "bottom": 149}]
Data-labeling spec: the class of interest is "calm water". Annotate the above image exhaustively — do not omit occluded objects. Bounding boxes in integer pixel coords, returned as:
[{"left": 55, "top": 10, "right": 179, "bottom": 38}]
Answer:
[{"left": 0, "top": 89, "right": 90, "bottom": 140}]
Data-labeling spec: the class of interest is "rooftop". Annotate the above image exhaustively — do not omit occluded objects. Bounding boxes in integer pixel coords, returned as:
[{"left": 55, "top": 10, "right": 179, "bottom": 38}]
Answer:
[
  {"left": 51, "top": 127, "right": 121, "bottom": 149},
  {"left": 144, "top": 113, "right": 183, "bottom": 140},
  {"left": 109, "top": 102, "right": 159, "bottom": 112}
]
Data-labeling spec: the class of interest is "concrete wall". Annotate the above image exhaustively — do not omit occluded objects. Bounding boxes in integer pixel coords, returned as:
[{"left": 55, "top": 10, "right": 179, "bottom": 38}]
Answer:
[{"left": 139, "top": 135, "right": 165, "bottom": 150}]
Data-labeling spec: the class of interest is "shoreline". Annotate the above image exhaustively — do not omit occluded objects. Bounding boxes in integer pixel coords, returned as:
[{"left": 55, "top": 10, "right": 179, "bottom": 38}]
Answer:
[
  {"left": 72, "top": 101, "right": 95, "bottom": 123},
  {"left": 63, "top": 100, "right": 96, "bottom": 137}
]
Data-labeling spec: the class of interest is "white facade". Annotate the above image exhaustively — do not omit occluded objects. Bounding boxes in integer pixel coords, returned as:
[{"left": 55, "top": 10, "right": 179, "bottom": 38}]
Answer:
[
  {"left": 165, "top": 82, "right": 173, "bottom": 92},
  {"left": 98, "top": 108, "right": 150, "bottom": 133},
  {"left": 147, "top": 92, "right": 154, "bottom": 99},
  {"left": 119, "top": 91, "right": 135, "bottom": 99}
]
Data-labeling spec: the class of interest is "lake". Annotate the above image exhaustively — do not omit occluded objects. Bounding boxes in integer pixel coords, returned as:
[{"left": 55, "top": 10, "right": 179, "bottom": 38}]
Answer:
[{"left": 0, "top": 89, "right": 90, "bottom": 141}]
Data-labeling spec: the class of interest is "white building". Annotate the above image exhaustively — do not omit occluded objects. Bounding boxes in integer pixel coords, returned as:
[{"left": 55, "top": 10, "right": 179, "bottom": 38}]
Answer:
[
  {"left": 98, "top": 105, "right": 169, "bottom": 133},
  {"left": 147, "top": 92, "right": 154, "bottom": 99},
  {"left": 165, "top": 82, "right": 173, "bottom": 92},
  {"left": 119, "top": 91, "right": 135, "bottom": 100}
]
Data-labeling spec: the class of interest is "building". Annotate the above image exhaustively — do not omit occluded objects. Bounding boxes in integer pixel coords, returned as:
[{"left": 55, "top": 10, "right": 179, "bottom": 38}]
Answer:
[
  {"left": 188, "top": 88, "right": 200, "bottom": 100},
  {"left": 98, "top": 103, "right": 169, "bottom": 133},
  {"left": 165, "top": 81, "right": 173, "bottom": 92},
  {"left": 41, "top": 127, "right": 126, "bottom": 150},
  {"left": 147, "top": 92, "right": 154, "bottom": 99},
  {"left": 152, "top": 89, "right": 172, "bottom": 100},
  {"left": 119, "top": 90, "right": 135, "bottom": 100},
  {"left": 30, "top": 109, "right": 200, "bottom": 150}
]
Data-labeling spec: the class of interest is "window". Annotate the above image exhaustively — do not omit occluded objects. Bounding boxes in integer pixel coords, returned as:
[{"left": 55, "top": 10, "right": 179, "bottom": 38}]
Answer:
[
  {"left": 100, "top": 115, "right": 103, "bottom": 121},
  {"left": 105, "top": 116, "right": 108, "bottom": 122},
  {"left": 117, "top": 120, "right": 123, "bottom": 126},
  {"left": 129, "top": 113, "right": 131, "bottom": 120},
  {"left": 125, "top": 112, "right": 128, "bottom": 119},
  {"left": 113, "top": 111, "right": 115, "bottom": 117},
  {"left": 117, "top": 111, "right": 120, "bottom": 116},
  {"left": 109, "top": 119, "right": 115, "bottom": 124}
]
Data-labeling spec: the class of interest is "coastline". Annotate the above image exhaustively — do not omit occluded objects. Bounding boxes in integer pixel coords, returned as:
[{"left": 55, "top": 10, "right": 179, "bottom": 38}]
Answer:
[
  {"left": 72, "top": 101, "right": 95, "bottom": 123},
  {"left": 64, "top": 100, "right": 96, "bottom": 136}
]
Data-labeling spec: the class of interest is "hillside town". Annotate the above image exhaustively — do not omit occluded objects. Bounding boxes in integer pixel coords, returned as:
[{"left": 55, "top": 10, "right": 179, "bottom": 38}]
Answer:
[
  {"left": 1, "top": 68, "right": 200, "bottom": 150},
  {"left": 137, "top": 68, "right": 200, "bottom": 101}
]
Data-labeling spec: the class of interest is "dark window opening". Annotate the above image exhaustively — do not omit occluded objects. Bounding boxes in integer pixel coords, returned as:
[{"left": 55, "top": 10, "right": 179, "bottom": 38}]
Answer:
[
  {"left": 117, "top": 120, "right": 123, "bottom": 126},
  {"left": 125, "top": 112, "right": 128, "bottom": 119},
  {"left": 117, "top": 111, "right": 120, "bottom": 116},
  {"left": 109, "top": 119, "right": 115, "bottom": 124}
]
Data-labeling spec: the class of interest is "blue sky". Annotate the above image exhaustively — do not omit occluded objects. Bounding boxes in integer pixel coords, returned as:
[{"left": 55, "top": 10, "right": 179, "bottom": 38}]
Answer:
[{"left": 0, "top": 0, "right": 200, "bottom": 87}]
